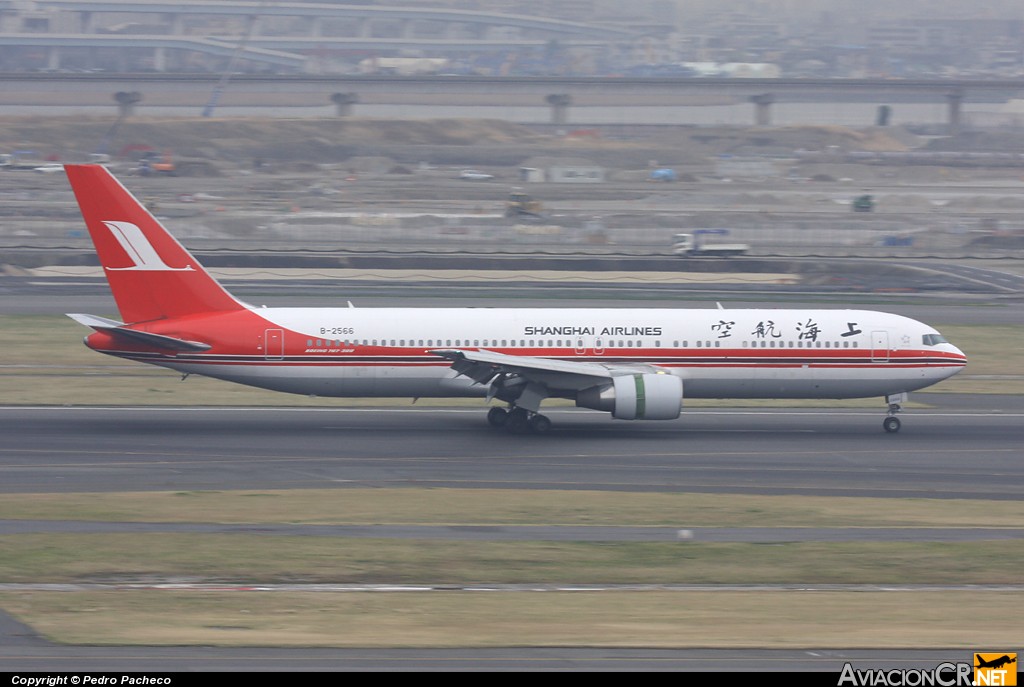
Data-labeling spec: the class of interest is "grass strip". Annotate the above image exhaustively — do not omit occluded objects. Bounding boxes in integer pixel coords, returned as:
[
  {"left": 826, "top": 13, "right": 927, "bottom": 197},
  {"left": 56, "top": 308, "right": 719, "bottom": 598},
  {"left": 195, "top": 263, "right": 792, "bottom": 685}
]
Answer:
[
  {"left": 2, "top": 488, "right": 1023, "bottom": 528},
  {"left": 2, "top": 590, "right": 1019, "bottom": 648},
  {"left": 1, "top": 535, "right": 1022, "bottom": 585}
]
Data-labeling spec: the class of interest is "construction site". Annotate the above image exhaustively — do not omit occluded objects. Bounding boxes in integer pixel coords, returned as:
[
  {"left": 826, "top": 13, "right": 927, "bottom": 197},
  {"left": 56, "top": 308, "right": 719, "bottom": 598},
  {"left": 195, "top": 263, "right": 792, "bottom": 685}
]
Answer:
[{"left": 2, "top": 116, "right": 1024, "bottom": 271}]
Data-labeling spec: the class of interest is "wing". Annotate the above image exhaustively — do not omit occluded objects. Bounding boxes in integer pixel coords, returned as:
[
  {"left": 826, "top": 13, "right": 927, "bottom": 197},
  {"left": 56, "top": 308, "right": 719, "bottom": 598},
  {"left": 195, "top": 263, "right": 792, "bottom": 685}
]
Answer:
[{"left": 429, "top": 348, "right": 658, "bottom": 397}]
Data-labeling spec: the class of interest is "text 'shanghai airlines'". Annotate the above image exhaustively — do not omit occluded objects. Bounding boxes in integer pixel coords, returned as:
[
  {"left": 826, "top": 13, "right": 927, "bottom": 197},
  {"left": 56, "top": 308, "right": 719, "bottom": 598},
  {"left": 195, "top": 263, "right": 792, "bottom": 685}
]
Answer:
[{"left": 64, "top": 165, "right": 967, "bottom": 434}]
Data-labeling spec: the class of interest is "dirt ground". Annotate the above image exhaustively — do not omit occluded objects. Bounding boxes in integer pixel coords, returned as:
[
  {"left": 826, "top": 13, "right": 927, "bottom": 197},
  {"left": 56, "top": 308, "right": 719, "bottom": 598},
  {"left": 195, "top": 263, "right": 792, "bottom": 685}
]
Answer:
[
  {"left": 3, "top": 116, "right": 1024, "bottom": 256},
  {"left": 0, "top": 116, "right": 923, "bottom": 171}
]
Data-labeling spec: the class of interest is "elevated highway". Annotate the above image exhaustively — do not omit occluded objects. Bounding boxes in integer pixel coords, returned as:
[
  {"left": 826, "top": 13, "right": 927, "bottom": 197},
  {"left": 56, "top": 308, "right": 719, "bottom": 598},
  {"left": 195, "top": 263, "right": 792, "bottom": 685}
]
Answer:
[{"left": 1, "top": 73, "right": 1022, "bottom": 126}]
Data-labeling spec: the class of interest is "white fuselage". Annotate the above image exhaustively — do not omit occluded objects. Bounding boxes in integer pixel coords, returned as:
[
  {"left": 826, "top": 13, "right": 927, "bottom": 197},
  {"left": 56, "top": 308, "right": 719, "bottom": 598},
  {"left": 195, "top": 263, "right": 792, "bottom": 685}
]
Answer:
[{"left": 116, "top": 307, "right": 966, "bottom": 401}]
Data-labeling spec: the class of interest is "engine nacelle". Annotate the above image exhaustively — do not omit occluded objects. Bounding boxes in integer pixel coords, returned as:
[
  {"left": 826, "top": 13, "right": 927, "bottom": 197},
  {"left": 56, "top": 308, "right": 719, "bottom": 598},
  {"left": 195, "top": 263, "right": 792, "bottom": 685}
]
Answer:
[{"left": 576, "top": 373, "right": 683, "bottom": 420}]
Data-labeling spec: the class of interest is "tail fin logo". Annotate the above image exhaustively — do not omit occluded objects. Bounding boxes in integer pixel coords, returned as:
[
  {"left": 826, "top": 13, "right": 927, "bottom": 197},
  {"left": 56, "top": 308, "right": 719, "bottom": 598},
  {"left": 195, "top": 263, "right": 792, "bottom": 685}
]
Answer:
[{"left": 102, "top": 221, "right": 194, "bottom": 272}]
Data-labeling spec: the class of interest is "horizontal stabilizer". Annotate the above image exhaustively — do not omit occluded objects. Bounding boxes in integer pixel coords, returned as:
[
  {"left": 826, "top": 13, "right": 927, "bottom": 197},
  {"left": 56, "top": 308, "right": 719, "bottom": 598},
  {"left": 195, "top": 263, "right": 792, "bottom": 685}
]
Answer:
[{"left": 67, "top": 313, "right": 212, "bottom": 352}]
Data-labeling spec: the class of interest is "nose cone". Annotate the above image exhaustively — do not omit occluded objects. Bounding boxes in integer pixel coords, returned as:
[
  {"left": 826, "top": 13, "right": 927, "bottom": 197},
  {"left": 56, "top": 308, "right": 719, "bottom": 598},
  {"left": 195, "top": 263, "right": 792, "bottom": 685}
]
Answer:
[{"left": 941, "top": 343, "right": 967, "bottom": 379}]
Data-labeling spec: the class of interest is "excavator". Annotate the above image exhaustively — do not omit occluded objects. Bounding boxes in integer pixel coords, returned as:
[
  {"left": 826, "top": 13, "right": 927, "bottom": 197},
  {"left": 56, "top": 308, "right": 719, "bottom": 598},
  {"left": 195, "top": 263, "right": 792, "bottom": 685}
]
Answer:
[
  {"left": 135, "top": 151, "right": 176, "bottom": 177},
  {"left": 505, "top": 190, "right": 544, "bottom": 218}
]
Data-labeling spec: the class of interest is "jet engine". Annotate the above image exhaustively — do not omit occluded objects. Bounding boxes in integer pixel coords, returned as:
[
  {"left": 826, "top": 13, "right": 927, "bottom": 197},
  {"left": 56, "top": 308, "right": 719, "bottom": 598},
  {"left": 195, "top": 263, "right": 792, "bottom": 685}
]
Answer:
[{"left": 575, "top": 373, "right": 682, "bottom": 420}]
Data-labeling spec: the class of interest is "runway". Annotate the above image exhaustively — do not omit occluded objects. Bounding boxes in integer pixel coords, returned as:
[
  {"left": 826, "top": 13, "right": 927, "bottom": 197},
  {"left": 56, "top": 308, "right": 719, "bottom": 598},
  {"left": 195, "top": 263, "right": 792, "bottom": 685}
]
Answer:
[{"left": 2, "top": 403, "right": 1022, "bottom": 500}]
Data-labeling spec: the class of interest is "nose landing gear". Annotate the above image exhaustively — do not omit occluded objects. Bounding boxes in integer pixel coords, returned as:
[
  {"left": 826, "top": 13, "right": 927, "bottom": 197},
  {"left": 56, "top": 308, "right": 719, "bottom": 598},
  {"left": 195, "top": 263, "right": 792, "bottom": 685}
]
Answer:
[{"left": 883, "top": 392, "right": 906, "bottom": 433}]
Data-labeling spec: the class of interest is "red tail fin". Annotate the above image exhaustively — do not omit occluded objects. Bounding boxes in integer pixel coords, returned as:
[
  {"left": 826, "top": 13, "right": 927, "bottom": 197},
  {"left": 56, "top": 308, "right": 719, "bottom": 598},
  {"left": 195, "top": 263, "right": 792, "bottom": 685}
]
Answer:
[{"left": 65, "top": 164, "right": 244, "bottom": 324}]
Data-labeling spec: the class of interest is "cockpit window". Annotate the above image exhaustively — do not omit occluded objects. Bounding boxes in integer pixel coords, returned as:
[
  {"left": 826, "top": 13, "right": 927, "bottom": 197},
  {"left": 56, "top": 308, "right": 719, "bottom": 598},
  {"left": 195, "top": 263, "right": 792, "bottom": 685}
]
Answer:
[{"left": 922, "top": 334, "right": 948, "bottom": 346}]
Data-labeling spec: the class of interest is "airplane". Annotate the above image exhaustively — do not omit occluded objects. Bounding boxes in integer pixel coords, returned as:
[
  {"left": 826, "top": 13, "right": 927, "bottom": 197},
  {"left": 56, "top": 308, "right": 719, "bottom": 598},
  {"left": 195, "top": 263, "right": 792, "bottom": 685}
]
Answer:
[
  {"left": 976, "top": 655, "right": 1017, "bottom": 670},
  {"left": 63, "top": 164, "right": 967, "bottom": 435}
]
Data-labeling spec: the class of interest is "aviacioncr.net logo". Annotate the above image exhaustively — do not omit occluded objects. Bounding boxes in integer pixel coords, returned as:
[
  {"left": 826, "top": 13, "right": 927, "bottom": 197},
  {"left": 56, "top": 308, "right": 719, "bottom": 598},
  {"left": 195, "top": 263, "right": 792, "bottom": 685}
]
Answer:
[
  {"left": 974, "top": 653, "right": 1017, "bottom": 687},
  {"left": 838, "top": 662, "right": 973, "bottom": 687}
]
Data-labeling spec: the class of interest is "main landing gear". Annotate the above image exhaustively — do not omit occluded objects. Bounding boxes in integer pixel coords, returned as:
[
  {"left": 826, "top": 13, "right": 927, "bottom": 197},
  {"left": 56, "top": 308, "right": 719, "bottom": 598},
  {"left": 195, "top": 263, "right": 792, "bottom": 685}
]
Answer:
[
  {"left": 882, "top": 392, "right": 906, "bottom": 433},
  {"left": 487, "top": 406, "right": 552, "bottom": 434}
]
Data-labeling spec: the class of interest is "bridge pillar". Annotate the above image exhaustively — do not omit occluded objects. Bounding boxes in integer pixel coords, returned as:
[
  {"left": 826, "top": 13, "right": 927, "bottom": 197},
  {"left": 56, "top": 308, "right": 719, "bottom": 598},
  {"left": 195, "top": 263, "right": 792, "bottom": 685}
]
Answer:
[
  {"left": 331, "top": 92, "right": 359, "bottom": 117},
  {"left": 876, "top": 105, "right": 892, "bottom": 126},
  {"left": 153, "top": 47, "right": 166, "bottom": 72},
  {"left": 545, "top": 93, "right": 573, "bottom": 125},
  {"left": 114, "top": 91, "right": 142, "bottom": 118},
  {"left": 47, "top": 47, "right": 60, "bottom": 71},
  {"left": 79, "top": 10, "right": 92, "bottom": 33},
  {"left": 946, "top": 89, "right": 964, "bottom": 135},
  {"left": 750, "top": 93, "right": 775, "bottom": 126},
  {"left": 162, "top": 13, "right": 183, "bottom": 35}
]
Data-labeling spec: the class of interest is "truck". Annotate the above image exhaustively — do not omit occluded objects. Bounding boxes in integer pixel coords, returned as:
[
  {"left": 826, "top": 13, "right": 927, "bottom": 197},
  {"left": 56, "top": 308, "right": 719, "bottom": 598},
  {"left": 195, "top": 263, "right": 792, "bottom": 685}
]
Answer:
[
  {"left": 0, "top": 151, "right": 45, "bottom": 171},
  {"left": 672, "top": 230, "right": 749, "bottom": 257}
]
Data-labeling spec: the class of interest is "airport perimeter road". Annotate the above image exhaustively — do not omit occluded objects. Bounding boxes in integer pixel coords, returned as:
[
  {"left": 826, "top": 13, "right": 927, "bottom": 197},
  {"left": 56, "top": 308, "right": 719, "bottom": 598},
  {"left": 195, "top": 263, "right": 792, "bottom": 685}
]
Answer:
[
  {"left": 1, "top": 405, "right": 1021, "bottom": 500},
  {"left": 0, "top": 641, "right": 1000, "bottom": 673}
]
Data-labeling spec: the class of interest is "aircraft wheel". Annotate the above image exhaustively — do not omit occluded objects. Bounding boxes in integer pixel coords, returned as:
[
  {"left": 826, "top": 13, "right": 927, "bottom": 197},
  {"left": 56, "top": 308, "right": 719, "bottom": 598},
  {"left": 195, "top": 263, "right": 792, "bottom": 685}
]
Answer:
[
  {"left": 883, "top": 416, "right": 901, "bottom": 433},
  {"left": 528, "top": 414, "right": 552, "bottom": 434},
  {"left": 487, "top": 407, "right": 508, "bottom": 428},
  {"left": 506, "top": 408, "right": 530, "bottom": 434}
]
